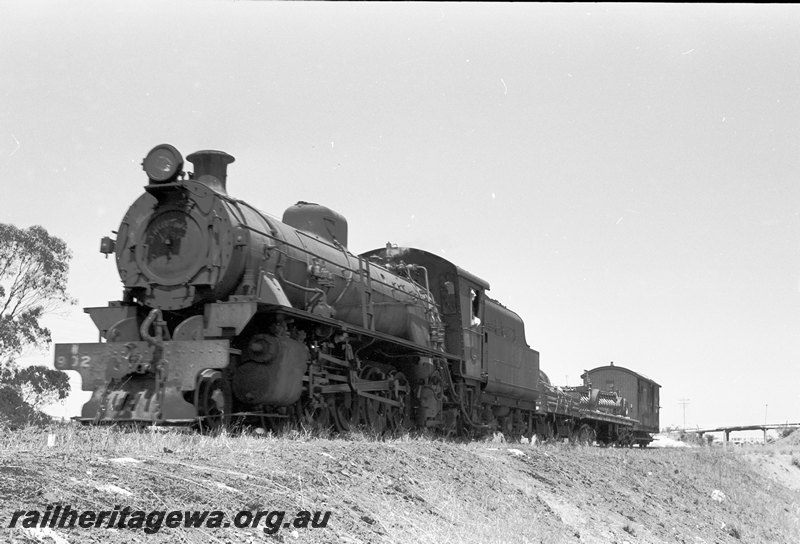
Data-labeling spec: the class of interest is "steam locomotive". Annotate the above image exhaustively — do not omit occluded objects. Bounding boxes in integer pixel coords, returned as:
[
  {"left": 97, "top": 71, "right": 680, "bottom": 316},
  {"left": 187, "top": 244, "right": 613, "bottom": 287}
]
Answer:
[{"left": 54, "top": 144, "right": 658, "bottom": 445}]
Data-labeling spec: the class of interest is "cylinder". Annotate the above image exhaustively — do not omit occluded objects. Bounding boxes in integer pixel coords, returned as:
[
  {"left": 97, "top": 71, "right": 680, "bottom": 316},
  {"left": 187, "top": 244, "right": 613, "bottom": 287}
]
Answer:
[{"left": 232, "top": 335, "right": 308, "bottom": 406}]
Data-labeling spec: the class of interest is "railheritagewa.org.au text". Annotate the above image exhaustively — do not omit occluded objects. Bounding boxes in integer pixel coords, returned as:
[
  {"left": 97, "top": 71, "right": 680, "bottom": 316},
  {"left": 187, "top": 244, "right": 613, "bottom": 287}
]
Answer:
[{"left": 7, "top": 504, "right": 331, "bottom": 535}]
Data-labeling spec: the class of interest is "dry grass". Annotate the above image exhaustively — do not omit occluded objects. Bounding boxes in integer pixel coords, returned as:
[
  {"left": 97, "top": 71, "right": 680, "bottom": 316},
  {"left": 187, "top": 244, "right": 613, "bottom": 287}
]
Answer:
[{"left": 1, "top": 426, "right": 799, "bottom": 543}]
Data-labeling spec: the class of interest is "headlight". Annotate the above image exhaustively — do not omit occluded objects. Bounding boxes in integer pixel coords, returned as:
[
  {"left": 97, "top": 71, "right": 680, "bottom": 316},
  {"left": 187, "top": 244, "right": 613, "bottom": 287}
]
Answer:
[{"left": 142, "top": 144, "right": 183, "bottom": 183}]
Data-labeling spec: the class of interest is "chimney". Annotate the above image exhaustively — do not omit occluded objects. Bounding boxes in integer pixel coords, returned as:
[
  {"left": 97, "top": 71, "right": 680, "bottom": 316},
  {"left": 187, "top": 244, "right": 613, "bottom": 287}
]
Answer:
[{"left": 186, "top": 150, "right": 235, "bottom": 194}]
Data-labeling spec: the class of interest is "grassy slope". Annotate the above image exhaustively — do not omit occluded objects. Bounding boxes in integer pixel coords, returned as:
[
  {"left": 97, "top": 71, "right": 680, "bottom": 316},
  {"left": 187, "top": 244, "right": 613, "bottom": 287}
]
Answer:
[{"left": 0, "top": 427, "right": 798, "bottom": 544}]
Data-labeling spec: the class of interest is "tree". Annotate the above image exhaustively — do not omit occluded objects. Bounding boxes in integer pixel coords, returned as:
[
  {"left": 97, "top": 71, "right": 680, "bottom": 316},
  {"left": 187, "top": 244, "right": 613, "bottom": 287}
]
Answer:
[
  {"left": 0, "top": 224, "right": 75, "bottom": 426},
  {"left": 0, "top": 365, "right": 71, "bottom": 428},
  {"left": 0, "top": 224, "right": 75, "bottom": 366},
  {"left": 11, "top": 365, "right": 71, "bottom": 410}
]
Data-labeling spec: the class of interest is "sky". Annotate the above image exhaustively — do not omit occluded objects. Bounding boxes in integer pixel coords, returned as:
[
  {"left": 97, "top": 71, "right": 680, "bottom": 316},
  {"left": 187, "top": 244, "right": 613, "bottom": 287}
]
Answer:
[{"left": 2, "top": 2, "right": 799, "bottom": 431}]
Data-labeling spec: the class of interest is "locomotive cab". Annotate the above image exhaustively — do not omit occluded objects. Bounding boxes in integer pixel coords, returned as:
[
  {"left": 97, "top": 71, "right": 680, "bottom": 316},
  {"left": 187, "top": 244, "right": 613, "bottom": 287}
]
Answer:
[
  {"left": 457, "top": 270, "right": 489, "bottom": 380},
  {"left": 360, "top": 247, "right": 540, "bottom": 404}
]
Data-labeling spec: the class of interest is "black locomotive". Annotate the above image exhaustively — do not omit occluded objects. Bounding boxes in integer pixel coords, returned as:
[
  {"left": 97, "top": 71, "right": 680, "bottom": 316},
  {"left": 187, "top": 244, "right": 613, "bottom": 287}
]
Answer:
[{"left": 55, "top": 144, "right": 657, "bottom": 444}]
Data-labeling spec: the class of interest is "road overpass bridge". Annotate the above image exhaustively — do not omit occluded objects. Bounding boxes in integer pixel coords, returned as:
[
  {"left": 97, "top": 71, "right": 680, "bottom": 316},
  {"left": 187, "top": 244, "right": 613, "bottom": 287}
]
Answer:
[{"left": 693, "top": 423, "right": 800, "bottom": 444}]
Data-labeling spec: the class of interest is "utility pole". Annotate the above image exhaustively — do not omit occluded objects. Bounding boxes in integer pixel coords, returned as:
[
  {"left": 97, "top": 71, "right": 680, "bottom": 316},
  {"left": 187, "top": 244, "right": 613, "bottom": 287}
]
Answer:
[
  {"left": 678, "top": 398, "right": 690, "bottom": 430},
  {"left": 765, "top": 403, "right": 768, "bottom": 426}
]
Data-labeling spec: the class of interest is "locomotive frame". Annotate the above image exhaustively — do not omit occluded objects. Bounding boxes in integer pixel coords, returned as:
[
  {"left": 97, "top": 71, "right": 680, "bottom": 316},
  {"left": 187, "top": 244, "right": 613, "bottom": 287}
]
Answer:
[{"left": 54, "top": 144, "right": 657, "bottom": 445}]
